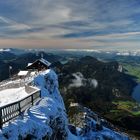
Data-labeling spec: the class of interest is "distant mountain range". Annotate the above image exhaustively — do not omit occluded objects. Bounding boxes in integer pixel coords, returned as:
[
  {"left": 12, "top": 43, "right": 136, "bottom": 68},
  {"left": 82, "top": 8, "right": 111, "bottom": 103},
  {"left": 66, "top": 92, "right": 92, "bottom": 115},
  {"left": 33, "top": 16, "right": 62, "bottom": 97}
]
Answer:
[
  {"left": 2, "top": 48, "right": 140, "bottom": 60},
  {"left": 61, "top": 49, "right": 140, "bottom": 56}
]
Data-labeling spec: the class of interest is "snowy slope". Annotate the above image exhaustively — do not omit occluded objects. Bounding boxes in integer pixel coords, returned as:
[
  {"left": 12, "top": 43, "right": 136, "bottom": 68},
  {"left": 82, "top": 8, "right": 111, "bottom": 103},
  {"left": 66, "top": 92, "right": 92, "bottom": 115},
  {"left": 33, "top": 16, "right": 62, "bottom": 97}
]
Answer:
[{"left": 0, "top": 69, "right": 131, "bottom": 140}]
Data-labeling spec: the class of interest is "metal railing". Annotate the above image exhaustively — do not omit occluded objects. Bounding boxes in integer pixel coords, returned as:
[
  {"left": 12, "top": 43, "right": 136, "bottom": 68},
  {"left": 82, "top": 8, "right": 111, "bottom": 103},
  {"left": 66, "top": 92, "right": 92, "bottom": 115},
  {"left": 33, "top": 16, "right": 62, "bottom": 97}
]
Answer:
[{"left": 0, "top": 88, "right": 41, "bottom": 128}]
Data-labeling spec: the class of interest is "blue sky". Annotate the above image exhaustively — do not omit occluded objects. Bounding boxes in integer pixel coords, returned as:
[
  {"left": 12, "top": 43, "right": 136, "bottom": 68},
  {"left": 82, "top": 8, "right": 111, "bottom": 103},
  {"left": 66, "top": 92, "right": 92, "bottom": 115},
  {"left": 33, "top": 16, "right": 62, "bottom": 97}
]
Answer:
[{"left": 1, "top": 0, "right": 140, "bottom": 50}]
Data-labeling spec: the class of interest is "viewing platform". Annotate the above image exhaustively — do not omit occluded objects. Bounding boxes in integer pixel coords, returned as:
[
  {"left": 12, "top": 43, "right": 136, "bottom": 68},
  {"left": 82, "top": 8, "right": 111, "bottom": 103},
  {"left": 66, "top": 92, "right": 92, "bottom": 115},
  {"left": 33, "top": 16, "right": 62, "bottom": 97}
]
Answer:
[{"left": 0, "top": 58, "right": 52, "bottom": 128}]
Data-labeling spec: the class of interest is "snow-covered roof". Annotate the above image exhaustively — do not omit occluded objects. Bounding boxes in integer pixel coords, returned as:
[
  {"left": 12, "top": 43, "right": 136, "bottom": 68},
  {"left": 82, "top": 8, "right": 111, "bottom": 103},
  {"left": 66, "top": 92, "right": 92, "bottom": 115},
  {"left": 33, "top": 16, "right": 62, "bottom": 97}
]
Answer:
[
  {"left": 40, "top": 58, "right": 51, "bottom": 67},
  {"left": 26, "top": 58, "right": 51, "bottom": 70},
  {"left": 27, "top": 63, "right": 32, "bottom": 66},
  {"left": 18, "top": 71, "right": 29, "bottom": 76}
]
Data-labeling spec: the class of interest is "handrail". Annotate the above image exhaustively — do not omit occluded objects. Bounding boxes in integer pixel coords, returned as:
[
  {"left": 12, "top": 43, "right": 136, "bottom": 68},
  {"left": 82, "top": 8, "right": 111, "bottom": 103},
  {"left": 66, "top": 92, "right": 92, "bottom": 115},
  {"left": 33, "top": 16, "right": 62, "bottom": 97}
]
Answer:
[{"left": 0, "top": 87, "right": 41, "bottom": 128}]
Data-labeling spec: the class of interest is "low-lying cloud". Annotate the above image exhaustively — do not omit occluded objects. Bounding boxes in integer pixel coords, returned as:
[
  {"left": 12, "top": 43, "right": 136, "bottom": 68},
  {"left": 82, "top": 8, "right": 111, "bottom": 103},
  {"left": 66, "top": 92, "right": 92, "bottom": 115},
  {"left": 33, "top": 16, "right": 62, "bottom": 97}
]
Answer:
[
  {"left": 69, "top": 72, "right": 98, "bottom": 88},
  {"left": 69, "top": 72, "right": 84, "bottom": 88}
]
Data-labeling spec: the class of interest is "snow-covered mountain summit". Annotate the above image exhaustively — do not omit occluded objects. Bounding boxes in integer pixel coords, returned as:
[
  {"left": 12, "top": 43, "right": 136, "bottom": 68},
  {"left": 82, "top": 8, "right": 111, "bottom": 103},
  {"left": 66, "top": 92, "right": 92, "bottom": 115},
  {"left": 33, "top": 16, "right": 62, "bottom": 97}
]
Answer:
[{"left": 0, "top": 68, "right": 131, "bottom": 140}]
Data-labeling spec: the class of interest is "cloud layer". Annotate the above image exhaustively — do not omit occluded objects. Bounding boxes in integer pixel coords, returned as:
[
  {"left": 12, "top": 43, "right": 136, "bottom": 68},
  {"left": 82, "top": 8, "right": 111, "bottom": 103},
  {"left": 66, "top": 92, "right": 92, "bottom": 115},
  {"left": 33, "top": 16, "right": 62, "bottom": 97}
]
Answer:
[{"left": 0, "top": 0, "right": 140, "bottom": 50}]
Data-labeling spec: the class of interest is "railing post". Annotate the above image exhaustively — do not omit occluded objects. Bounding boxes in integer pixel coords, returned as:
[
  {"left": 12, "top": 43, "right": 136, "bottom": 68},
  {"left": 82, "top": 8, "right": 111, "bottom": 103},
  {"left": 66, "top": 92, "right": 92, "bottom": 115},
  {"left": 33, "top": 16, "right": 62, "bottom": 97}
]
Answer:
[
  {"left": 18, "top": 102, "right": 21, "bottom": 115},
  {"left": 31, "top": 95, "right": 34, "bottom": 105},
  {"left": 39, "top": 90, "right": 41, "bottom": 98},
  {"left": 0, "top": 108, "right": 3, "bottom": 129}
]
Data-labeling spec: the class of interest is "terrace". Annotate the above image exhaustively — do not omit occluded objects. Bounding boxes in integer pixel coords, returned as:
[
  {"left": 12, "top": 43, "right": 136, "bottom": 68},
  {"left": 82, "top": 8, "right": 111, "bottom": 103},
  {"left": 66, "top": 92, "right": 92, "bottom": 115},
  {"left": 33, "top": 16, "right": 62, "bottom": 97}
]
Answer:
[{"left": 0, "top": 76, "right": 41, "bottom": 128}]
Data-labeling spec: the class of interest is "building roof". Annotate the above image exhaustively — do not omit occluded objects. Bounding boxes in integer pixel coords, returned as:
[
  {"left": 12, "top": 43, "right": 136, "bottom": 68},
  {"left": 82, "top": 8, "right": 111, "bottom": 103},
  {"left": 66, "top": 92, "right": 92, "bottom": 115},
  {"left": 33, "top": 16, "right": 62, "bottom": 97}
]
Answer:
[
  {"left": 26, "top": 58, "right": 51, "bottom": 70},
  {"left": 40, "top": 58, "right": 51, "bottom": 67},
  {"left": 70, "top": 102, "right": 80, "bottom": 107},
  {"left": 18, "top": 71, "right": 29, "bottom": 76},
  {"left": 27, "top": 63, "right": 33, "bottom": 66}
]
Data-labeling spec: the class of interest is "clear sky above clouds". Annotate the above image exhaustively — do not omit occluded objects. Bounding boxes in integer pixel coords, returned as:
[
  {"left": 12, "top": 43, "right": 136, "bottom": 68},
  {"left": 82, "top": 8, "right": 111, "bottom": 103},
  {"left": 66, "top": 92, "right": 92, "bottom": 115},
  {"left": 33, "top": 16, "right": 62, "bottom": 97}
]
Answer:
[{"left": 1, "top": 0, "right": 140, "bottom": 50}]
